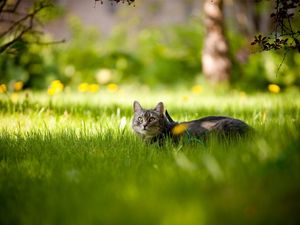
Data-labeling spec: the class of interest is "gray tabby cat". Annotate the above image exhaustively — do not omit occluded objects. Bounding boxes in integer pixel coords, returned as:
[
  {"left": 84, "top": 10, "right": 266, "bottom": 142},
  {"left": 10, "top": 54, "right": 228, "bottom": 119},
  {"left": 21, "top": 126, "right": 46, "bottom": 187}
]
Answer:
[{"left": 132, "top": 101, "right": 251, "bottom": 145}]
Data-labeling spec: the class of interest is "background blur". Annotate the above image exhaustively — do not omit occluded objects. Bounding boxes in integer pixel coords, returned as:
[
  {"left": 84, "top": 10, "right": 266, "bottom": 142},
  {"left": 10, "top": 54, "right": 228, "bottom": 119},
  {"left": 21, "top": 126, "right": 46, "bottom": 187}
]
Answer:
[
  {"left": 1, "top": 2, "right": 300, "bottom": 225},
  {"left": 0, "top": 0, "right": 300, "bottom": 92}
]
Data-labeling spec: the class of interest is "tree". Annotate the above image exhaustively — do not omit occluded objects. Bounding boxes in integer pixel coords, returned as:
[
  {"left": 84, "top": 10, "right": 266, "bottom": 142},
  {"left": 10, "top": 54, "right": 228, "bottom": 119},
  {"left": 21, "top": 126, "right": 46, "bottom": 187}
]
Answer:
[
  {"left": 94, "top": 0, "right": 135, "bottom": 5},
  {"left": 0, "top": 0, "right": 63, "bottom": 54},
  {"left": 202, "top": 0, "right": 231, "bottom": 84},
  {"left": 251, "top": 0, "right": 300, "bottom": 52},
  {"left": 96, "top": 0, "right": 232, "bottom": 85}
]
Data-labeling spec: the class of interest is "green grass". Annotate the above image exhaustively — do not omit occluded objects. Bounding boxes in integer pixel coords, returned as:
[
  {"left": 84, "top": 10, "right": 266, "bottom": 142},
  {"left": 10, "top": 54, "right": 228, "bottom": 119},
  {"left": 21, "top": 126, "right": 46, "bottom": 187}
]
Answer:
[{"left": 0, "top": 90, "right": 300, "bottom": 225}]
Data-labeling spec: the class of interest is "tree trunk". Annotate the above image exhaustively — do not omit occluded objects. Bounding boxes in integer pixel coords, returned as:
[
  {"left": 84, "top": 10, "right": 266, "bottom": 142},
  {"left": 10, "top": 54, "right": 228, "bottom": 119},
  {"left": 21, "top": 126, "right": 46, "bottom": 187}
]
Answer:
[{"left": 202, "top": 0, "right": 231, "bottom": 84}]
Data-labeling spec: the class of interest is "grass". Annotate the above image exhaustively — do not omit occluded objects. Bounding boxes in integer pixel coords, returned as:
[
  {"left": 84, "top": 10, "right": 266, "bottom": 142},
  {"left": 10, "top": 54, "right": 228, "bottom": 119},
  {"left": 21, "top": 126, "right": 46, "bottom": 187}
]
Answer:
[{"left": 0, "top": 89, "right": 300, "bottom": 225}]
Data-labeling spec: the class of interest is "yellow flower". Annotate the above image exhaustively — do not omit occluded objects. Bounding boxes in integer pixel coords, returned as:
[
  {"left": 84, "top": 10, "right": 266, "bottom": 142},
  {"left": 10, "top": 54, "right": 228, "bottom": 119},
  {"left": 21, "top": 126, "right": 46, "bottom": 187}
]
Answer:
[
  {"left": 107, "top": 83, "right": 119, "bottom": 93},
  {"left": 268, "top": 84, "right": 280, "bottom": 94},
  {"left": 10, "top": 93, "right": 19, "bottom": 103},
  {"left": 182, "top": 95, "right": 189, "bottom": 102},
  {"left": 78, "top": 83, "right": 89, "bottom": 93},
  {"left": 239, "top": 91, "right": 246, "bottom": 97},
  {"left": 51, "top": 80, "right": 64, "bottom": 92},
  {"left": 239, "top": 91, "right": 247, "bottom": 100},
  {"left": 0, "top": 84, "right": 7, "bottom": 93},
  {"left": 172, "top": 123, "right": 188, "bottom": 135},
  {"left": 192, "top": 84, "right": 202, "bottom": 94},
  {"left": 13, "top": 81, "right": 24, "bottom": 91},
  {"left": 47, "top": 87, "right": 56, "bottom": 96},
  {"left": 88, "top": 84, "right": 100, "bottom": 93},
  {"left": 47, "top": 80, "right": 64, "bottom": 96}
]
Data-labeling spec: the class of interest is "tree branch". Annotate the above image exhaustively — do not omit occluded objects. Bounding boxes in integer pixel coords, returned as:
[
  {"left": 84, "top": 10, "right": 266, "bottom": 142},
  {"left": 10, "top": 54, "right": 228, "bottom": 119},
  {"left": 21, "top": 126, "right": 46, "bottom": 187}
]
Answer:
[{"left": 0, "top": 1, "right": 54, "bottom": 53}]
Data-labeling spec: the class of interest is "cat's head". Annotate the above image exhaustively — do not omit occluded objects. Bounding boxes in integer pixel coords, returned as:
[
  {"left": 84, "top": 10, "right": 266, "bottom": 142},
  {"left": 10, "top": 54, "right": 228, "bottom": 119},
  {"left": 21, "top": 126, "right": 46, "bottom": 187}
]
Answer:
[{"left": 132, "top": 101, "right": 167, "bottom": 139}]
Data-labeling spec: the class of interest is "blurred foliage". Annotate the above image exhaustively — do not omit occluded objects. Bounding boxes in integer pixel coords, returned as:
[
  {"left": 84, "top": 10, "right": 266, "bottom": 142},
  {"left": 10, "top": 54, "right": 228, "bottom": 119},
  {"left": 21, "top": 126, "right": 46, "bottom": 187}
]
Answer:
[
  {"left": 251, "top": 0, "right": 300, "bottom": 52},
  {"left": 0, "top": 0, "right": 64, "bottom": 53},
  {"left": 0, "top": 14, "right": 300, "bottom": 91},
  {"left": 227, "top": 28, "right": 300, "bottom": 91}
]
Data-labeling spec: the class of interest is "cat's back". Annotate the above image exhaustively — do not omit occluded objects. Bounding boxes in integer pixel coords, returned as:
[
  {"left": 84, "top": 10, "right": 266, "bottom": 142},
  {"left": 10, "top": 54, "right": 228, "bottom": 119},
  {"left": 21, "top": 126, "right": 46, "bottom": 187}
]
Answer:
[{"left": 185, "top": 115, "right": 250, "bottom": 137}]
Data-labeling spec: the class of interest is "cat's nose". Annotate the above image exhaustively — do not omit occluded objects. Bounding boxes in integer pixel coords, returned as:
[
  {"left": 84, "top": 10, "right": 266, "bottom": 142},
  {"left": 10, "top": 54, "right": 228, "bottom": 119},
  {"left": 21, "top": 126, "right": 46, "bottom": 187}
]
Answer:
[{"left": 143, "top": 124, "right": 147, "bottom": 129}]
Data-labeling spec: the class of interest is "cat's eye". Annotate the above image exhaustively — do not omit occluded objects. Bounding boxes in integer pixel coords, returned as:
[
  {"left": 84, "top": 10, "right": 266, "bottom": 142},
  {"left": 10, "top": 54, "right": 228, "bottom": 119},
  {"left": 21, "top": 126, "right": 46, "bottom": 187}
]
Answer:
[
  {"left": 138, "top": 117, "right": 143, "bottom": 122},
  {"left": 149, "top": 117, "right": 156, "bottom": 122}
]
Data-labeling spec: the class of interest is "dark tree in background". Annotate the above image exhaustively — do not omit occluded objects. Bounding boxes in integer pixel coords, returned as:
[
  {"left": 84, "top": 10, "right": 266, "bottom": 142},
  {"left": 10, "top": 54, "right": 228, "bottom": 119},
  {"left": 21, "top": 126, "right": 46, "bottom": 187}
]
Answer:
[
  {"left": 0, "top": 0, "right": 62, "bottom": 54},
  {"left": 202, "top": 0, "right": 231, "bottom": 84},
  {"left": 252, "top": 0, "right": 300, "bottom": 52}
]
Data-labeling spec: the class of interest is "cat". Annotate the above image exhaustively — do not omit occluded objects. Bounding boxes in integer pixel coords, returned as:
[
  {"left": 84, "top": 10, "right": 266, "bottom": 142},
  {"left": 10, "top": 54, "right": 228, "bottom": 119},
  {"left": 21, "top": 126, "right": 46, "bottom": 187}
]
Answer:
[{"left": 132, "top": 101, "right": 252, "bottom": 145}]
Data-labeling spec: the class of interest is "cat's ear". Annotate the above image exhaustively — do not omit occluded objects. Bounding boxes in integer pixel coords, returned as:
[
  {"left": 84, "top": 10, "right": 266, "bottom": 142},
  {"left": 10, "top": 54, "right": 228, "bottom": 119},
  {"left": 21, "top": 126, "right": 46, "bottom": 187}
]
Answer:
[
  {"left": 154, "top": 102, "right": 164, "bottom": 114},
  {"left": 133, "top": 101, "right": 142, "bottom": 112}
]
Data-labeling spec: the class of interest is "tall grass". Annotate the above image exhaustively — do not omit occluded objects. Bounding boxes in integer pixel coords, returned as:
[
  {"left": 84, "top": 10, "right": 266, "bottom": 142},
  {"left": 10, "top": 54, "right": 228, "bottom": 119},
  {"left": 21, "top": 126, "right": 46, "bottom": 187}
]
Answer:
[{"left": 0, "top": 90, "right": 299, "bottom": 225}]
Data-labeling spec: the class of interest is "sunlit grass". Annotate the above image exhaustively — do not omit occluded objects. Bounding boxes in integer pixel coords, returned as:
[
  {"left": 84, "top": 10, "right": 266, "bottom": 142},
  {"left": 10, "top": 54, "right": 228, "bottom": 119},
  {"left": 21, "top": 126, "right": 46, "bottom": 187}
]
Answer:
[{"left": 0, "top": 89, "right": 299, "bottom": 225}]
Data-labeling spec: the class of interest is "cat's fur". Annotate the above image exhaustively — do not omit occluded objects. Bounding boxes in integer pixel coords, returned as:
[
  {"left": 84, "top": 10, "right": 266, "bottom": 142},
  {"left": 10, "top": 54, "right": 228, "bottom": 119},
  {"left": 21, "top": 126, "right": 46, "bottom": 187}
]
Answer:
[{"left": 132, "top": 101, "right": 251, "bottom": 145}]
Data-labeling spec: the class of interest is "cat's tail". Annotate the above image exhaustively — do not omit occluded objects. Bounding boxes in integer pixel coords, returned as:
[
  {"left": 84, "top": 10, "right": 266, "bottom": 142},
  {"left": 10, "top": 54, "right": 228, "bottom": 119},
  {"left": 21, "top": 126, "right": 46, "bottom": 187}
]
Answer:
[{"left": 165, "top": 110, "right": 175, "bottom": 123}]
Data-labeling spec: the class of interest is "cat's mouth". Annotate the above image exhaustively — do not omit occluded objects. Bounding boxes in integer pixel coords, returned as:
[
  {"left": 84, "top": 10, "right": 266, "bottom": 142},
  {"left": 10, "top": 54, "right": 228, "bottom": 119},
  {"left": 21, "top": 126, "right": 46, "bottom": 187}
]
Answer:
[
  {"left": 139, "top": 128, "right": 159, "bottom": 135},
  {"left": 142, "top": 126, "right": 153, "bottom": 131},
  {"left": 140, "top": 128, "right": 150, "bottom": 133}
]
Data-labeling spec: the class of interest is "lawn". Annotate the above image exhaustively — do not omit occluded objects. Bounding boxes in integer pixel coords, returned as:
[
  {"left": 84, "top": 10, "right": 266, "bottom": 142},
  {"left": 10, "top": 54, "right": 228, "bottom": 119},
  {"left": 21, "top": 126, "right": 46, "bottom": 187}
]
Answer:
[{"left": 0, "top": 89, "right": 300, "bottom": 225}]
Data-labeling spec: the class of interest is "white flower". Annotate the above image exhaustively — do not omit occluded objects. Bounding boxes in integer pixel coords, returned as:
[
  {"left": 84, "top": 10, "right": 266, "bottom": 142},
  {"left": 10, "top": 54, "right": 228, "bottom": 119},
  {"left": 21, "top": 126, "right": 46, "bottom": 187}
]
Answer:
[
  {"left": 96, "top": 69, "right": 113, "bottom": 84},
  {"left": 119, "top": 116, "right": 127, "bottom": 130}
]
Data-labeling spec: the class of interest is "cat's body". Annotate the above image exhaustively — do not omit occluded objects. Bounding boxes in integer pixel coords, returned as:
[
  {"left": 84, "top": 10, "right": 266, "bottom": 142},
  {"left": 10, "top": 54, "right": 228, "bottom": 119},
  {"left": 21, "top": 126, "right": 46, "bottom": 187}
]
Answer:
[{"left": 132, "top": 101, "right": 251, "bottom": 145}]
